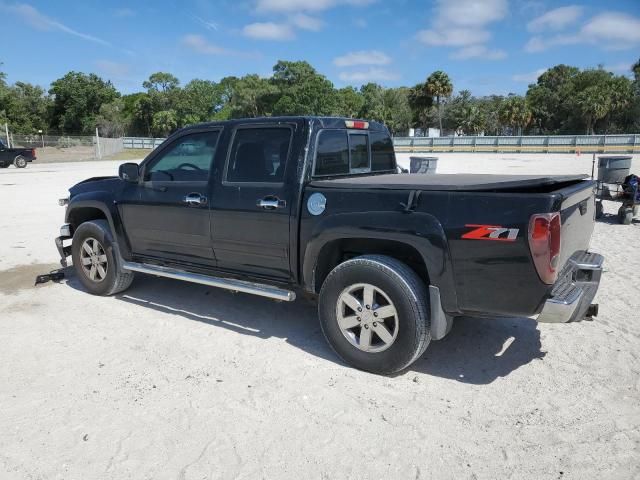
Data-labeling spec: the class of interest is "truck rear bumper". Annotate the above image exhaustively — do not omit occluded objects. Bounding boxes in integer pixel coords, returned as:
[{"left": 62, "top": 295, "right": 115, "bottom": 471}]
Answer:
[{"left": 537, "top": 251, "right": 604, "bottom": 323}]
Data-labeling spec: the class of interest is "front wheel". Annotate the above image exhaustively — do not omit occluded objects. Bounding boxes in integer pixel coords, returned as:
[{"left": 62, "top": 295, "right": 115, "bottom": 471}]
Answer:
[
  {"left": 14, "top": 155, "right": 27, "bottom": 168},
  {"left": 318, "top": 255, "right": 430, "bottom": 374},
  {"left": 71, "top": 219, "right": 134, "bottom": 295}
]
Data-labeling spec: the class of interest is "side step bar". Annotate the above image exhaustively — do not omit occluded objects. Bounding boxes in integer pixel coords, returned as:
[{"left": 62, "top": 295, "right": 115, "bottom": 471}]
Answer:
[{"left": 122, "top": 261, "right": 296, "bottom": 302}]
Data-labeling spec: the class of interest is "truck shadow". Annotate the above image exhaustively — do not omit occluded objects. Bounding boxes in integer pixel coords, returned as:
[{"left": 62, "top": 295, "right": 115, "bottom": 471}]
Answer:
[
  {"left": 66, "top": 271, "right": 545, "bottom": 385},
  {"left": 408, "top": 316, "right": 545, "bottom": 383}
]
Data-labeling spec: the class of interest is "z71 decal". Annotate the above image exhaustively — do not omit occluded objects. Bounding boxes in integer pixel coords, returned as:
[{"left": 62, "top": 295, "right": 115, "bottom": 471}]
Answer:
[{"left": 462, "top": 224, "right": 520, "bottom": 242}]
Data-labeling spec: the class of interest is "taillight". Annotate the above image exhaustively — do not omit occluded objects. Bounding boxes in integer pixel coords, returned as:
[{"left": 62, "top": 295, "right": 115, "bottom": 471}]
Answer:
[
  {"left": 31, "top": 148, "right": 36, "bottom": 157},
  {"left": 528, "top": 212, "right": 561, "bottom": 284},
  {"left": 345, "top": 120, "right": 369, "bottom": 129}
]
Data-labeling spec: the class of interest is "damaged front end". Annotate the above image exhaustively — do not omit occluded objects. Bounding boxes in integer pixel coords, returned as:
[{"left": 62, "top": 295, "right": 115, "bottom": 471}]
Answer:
[{"left": 55, "top": 223, "right": 72, "bottom": 268}]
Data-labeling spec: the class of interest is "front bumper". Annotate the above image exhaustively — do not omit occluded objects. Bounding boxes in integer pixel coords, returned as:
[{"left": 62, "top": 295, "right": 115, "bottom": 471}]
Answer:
[
  {"left": 537, "top": 251, "right": 604, "bottom": 323},
  {"left": 55, "top": 223, "right": 72, "bottom": 267}
]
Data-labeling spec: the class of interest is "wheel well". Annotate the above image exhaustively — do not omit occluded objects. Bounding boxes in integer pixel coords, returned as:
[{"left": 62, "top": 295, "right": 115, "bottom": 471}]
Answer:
[
  {"left": 67, "top": 207, "right": 108, "bottom": 231},
  {"left": 313, "top": 238, "right": 429, "bottom": 293}
]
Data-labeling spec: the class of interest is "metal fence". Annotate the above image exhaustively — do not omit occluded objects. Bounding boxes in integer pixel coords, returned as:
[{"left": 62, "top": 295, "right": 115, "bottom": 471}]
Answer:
[
  {"left": 123, "top": 134, "right": 640, "bottom": 154},
  {"left": 123, "top": 137, "right": 165, "bottom": 149},
  {"left": 6, "top": 134, "right": 124, "bottom": 163},
  {"left": 393, "top": 134, "right": 640, "bottom": 153}
]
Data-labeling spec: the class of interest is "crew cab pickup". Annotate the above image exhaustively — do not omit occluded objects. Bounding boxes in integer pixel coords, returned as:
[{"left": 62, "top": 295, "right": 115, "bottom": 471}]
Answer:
[
  {"left": 0, "top": 139, "right": 36, "bottom": 168},
  {"left": 55, "top": 117, "right": 603, "bottom": 374}
]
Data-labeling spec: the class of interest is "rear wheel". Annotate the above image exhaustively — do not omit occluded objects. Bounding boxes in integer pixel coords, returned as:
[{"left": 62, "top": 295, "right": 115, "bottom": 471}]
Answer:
[
  {"left": 14, "top": 156, "right": 27, "bottom": 168},
  {"left": 618, "top": 206, "right": 634, "bottom": 225},
  {"left": 318, "top": 255, "right": 430, "bottom": 374},
  {"left": 71, "top": 220, "right": 134, "bottom": 295}
]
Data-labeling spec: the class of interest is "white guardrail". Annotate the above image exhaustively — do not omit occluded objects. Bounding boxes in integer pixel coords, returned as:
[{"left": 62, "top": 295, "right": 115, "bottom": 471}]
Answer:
[
  {"left": 123, "top": 134, "right": 640, "bottom": 154},
  {"left": 392, "top": 134, "right": 640, "bottom": 153}
]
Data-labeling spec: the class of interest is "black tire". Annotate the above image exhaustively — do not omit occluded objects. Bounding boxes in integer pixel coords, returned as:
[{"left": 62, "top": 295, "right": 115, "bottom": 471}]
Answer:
[
  {"left": 71, "top": 219, "right": 134, "bottom": 295},
  {"left": 618, "top": 206, "right": 633, "bottom": 225},
  {"left": 318, "top": 255, "right": 430, "bottom": 375},
  {"left": 595, "top": 201, "right": 604, "bottom": 219},
  {"left": 14, "top": 155, "right": 27, "bottom": 168}
]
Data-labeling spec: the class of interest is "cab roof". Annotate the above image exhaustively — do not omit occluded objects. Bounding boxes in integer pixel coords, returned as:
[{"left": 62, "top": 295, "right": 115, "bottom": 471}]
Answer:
[{"left": 181, "top": 116, "right": 389, "bottom": 133}]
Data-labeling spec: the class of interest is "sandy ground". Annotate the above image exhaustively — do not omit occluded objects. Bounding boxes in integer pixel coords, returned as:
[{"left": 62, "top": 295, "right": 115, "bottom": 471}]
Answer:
[{"left": 1, "top": 155, "right": 639, "bottom": 480}]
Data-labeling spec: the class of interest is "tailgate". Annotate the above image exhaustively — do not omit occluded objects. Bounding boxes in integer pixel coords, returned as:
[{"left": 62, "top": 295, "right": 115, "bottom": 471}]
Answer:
[{"left": 556, "top": 180, "right": 597, "bottom": 268}]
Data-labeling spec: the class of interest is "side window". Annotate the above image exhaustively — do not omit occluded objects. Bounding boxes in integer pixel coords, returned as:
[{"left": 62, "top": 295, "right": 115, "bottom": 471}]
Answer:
[
  {"left": 349, "top": 133, "right": 369, "bottom": 170},
  {"left": 371, "top": 131, "right": 395, "bottom": 171},
  {"left": 144, "top": 131, "right": 220, "bottom": 182},
  {"left": 226, "top": 127, "right": 292, "bottom": 183},
  {"left": 315, "top": 130, "right": 349, "bottom": 176}
]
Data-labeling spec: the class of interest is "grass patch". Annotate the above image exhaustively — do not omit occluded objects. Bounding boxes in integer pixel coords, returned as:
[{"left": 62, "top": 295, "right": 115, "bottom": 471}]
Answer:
[{"left": 107, "top": 149, "right": 153, "bottom": 161}]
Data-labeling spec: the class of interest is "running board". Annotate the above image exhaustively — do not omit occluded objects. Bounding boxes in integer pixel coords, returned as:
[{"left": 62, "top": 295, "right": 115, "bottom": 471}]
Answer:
[{"left": 122, "top": 261, "right": 296, "bottom": 302}]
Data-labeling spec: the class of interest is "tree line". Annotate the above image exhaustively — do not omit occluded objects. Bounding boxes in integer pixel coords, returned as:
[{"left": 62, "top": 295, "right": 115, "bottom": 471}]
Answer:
[{"left": 1, "top": 59, "right": 639, "bottom": 138}]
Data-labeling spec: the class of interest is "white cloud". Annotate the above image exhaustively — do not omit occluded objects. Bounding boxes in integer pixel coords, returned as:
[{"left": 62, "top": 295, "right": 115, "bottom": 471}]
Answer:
[
  {"left": 581, "top": 12, "right": 640, "bottom": 47},
  {"left": 525, "top": 11, "right": 640, "bottom": 52},
  {"left": 333, "top": 50, "right": 391, "bottom": 67},
  {"left": 3, "top": 3, "right": 110, "bottom": 46},
  {"left": 255, "top": 0, "right": 374, "bottom": 13},
  {"left": 431, "top": 0, "right": 508, "bottom": 28},
  {"left": 451, "top": 45, "right": 507, "bottom": 60},
  {"left": 95, "top": 60, "right": 130, "bottom": 78},
  {"left": 182, "top": 34, "right": 231, "bottom": 54},
  {"left": 512, "top": 68, "right": 547, "bottom": 82},
  {"left": 289, "top": 13, "right": 323, "bottom": 31},
  {"left": 415, "top": 0, "right": 507, "bottom": 61},
  {"left": 527, "top": 5, "right": 583, "bottom": 32},
  {"left": 242, "top": 22, "right": 295, "bottom": 40},
  {"left": 338, "top": 68, "right": 399, "bottom": 83},
  {"left": 191, "top": 15, "right": 218, "bottom": 31},
  {"left": 416, "top": 28, "right": 491, "bottom": 47}
]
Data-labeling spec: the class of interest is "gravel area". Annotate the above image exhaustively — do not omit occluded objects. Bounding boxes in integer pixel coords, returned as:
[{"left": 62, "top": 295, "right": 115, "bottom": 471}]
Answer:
[{"left": 1, "top": 154, "right": 638, "bottom": 480}]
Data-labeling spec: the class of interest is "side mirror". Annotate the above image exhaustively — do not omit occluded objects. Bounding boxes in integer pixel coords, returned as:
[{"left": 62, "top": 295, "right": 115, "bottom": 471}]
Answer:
[{"left": 119, "top": 162, "right": 139, "bottom": 183}]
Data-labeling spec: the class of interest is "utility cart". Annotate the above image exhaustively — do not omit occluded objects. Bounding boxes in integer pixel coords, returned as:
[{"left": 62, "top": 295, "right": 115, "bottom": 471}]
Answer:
[{"left": 593, "top": 155, "right": 638, "bottom": 225}]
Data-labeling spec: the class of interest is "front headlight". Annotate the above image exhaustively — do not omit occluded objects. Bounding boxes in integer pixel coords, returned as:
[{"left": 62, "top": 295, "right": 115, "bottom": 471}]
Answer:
[{"left": 58, "top": 197, "right": 69, "bottom": 206}]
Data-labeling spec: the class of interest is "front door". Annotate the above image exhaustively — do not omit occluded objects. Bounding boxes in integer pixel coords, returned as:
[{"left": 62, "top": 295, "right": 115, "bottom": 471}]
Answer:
[
  {"left": 118, "top": 129, "right": 221, "bottom": 266},
  {"left": 209, "top": 124, "right": 294, "bottom": 280}
]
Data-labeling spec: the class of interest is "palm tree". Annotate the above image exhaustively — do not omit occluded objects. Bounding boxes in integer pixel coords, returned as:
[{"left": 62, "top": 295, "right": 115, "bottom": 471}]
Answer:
[
  {"left": 425, "top": 71, "right": 453, "bottom": 133},
  {"left": 633, "top": 58, "right": 640, "bottom": 83},
  {"left": 498, "top": 96, "right": 532, "bottom": 135},
  {"left": 575, "top": 86, "right": 610, "bottom": 135}
]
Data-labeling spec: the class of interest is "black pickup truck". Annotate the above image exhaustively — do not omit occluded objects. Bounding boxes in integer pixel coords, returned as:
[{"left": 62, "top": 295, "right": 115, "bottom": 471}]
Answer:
[
  {"left": 0, "top": 139, "right": 36, "bottom": 168},
  {"left": 55, "top": 117, "right": 603, "bottom": 374}
]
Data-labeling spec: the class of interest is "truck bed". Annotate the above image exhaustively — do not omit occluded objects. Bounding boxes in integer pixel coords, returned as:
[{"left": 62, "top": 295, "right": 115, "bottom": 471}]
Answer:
[{"left": 310, "top": 173, "right": 589, "bottom": 192}]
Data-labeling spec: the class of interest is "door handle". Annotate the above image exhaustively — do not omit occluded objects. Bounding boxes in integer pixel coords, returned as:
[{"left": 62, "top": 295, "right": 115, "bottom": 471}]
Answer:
[
  {"left": 257, "top": 197, "right": 286, "bottom": 210},
  {"left": 184, "top": 192, "right": 207, "bottom": 206}
]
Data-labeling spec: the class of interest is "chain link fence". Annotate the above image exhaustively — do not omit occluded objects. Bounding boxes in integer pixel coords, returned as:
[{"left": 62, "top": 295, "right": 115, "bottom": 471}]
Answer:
[{"left": 5, "top": 133, "right": 125, "bottom": 163}]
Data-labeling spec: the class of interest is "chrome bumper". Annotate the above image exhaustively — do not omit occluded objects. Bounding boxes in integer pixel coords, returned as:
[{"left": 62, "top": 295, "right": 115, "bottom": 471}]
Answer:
[
  {"left": 55, "top": 223, "right": 72, "bottom": 268},
  {"left": 537, "top": 251, "right": 604, "bottom": 323}
]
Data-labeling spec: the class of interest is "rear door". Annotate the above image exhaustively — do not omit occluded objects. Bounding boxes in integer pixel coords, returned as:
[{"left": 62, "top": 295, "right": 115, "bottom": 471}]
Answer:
[
  {"left": 209, "top": 124, "right": 295, "bottom": 280},
  {"left": 118, "top": 128, "right": 221, "bottom": 266}
]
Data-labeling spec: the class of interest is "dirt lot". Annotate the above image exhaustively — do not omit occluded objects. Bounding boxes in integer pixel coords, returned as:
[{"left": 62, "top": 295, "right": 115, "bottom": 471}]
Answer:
[{"left": 1, "top": 155, "right": 639, "bottom": 480}]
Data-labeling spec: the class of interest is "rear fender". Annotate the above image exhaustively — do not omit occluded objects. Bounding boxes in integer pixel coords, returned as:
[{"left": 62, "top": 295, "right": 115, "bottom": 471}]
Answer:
[{"left": 302, "top": 211, "right": 460, "bottom": 314}]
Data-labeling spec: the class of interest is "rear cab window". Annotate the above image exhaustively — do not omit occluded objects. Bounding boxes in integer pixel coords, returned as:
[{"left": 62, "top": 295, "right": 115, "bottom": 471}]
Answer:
[{"left": 314, "top": 127, "right": 395, "bottom": 177}]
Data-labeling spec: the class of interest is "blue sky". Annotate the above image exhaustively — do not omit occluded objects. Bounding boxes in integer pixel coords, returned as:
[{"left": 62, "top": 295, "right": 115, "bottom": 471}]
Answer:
[{"left": 1, "top": 0, "right": 639, "bottom": 96}]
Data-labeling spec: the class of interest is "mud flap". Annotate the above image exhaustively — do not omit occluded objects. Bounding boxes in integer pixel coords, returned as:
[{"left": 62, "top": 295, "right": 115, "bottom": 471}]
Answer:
[{"left": 429, "top": 285, "right": 453, "bottom": 340}]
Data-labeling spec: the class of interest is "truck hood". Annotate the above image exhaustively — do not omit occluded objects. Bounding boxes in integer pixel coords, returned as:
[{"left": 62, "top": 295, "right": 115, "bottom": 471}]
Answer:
[
  {"left": 310, "top": 173, "right": 589, "bottom": 192},
  {"left": 69, "top": 176, "right": 119, "bottom": 196}
]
